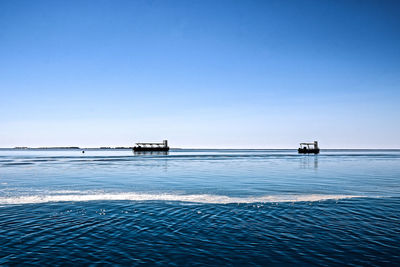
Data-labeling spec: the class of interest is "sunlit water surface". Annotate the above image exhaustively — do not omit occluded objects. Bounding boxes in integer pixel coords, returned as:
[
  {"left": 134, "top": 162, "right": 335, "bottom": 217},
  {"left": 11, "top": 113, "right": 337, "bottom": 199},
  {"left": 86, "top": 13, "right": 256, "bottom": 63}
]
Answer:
[{"left": 0, "top": 149, "right": 399, "bottom": 265}]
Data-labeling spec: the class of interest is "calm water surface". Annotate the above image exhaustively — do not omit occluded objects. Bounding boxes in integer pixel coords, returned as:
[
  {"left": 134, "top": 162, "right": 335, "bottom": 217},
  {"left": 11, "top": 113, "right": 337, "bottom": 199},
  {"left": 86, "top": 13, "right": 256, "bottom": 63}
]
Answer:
[{"left": 0, "top": 149, "right": 399, "bottom": 265}]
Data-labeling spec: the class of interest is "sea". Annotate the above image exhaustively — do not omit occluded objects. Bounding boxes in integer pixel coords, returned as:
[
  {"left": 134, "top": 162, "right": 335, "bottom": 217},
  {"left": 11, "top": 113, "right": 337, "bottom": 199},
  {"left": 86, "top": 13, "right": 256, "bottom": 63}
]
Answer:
[{"left": 0, "top": 148, "right": 399, "bottom": 265}]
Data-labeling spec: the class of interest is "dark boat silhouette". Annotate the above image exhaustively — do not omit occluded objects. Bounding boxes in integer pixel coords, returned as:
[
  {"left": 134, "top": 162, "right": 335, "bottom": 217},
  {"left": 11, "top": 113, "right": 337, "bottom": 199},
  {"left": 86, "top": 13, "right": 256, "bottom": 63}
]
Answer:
[
  {"left": 133, "top": 140, "right": 169, "bottom": 152},
  {"left": 298, "top": 141, "right": 320, "bottom": 154}
]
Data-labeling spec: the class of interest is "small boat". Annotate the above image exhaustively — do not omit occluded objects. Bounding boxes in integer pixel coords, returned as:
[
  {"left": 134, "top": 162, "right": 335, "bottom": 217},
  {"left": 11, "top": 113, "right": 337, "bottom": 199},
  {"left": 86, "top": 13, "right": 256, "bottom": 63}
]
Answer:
[
  {"left": 298, "top": 141, "right": 320, "bottom": 154},
  {"left": 133, "top": 140, "right": 169, "bottom": 152}
]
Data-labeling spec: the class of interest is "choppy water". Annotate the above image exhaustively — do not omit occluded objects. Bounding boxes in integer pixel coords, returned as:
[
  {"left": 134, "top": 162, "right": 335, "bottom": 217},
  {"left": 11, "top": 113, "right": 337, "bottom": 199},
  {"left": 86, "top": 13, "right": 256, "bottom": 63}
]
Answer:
[{"left": 0, "top": 149, "right": 399, "bottom": 265}]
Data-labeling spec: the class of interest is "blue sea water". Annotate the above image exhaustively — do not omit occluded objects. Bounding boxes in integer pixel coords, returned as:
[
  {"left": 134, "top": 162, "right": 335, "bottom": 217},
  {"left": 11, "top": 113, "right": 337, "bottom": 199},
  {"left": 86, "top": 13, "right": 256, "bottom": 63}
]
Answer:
[{"left": 0, "top": 149, "right": 399, "bottom": 265}]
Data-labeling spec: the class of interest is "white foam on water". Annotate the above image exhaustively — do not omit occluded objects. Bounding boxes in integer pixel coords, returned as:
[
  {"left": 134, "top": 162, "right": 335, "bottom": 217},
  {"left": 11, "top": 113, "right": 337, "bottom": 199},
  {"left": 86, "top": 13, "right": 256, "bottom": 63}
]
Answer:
[
  {"left": 46, "top": 190, "right": 95, "bottom": 194},
  {"left": 0, "top": 192, "right": 363, "bottom": 205}
]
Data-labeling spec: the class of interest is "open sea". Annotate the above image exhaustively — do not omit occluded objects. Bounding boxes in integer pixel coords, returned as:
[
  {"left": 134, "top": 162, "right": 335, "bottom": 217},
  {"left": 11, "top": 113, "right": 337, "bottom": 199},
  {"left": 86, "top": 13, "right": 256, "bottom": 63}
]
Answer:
[{"left": 0, "top": 149, "right": 399, "bottom": 265}]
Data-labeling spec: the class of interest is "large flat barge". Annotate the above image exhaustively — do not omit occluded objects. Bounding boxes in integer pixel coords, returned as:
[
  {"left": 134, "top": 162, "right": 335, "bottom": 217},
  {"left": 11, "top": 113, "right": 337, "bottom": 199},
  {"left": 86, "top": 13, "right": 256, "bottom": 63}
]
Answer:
[{"left": 133, "top": 140, "right": 169, "bottom": 152}]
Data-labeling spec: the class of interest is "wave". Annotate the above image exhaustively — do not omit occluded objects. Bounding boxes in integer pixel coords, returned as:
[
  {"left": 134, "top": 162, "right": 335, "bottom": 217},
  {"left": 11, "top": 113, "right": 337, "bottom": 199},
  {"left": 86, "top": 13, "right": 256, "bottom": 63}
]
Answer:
[{"left": 0, "top": 192, "right": 363, "bottom": 205}]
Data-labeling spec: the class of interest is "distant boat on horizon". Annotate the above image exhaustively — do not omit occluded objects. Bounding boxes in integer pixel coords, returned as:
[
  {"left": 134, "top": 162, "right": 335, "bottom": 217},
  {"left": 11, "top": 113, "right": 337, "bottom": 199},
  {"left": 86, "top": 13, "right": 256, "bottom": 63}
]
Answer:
[
  {"left": 298, "top": 141, "right": 320, "bottom": 154},
  {"left": 133, "top": 140, "right": 170, "bottom": 152}
]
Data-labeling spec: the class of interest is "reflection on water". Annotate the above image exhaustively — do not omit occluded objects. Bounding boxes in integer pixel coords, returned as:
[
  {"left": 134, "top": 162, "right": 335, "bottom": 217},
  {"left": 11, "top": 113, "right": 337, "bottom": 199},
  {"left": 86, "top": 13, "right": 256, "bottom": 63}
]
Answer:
[
  {"left": 133, "top": 151, "right": 169, "bottom": 156},
  {"left": 132, "top": 150, "right": 169, "bottom": 171},
  {"left": 299, "top": 155, "right": 318, "bottom": 169}
]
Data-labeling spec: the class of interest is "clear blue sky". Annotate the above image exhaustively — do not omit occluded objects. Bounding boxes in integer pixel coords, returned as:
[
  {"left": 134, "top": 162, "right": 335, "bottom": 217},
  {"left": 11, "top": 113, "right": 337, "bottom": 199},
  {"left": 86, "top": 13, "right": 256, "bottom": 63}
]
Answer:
[{"left": 1, "top": 0, "right": 399, "bottom": 148}]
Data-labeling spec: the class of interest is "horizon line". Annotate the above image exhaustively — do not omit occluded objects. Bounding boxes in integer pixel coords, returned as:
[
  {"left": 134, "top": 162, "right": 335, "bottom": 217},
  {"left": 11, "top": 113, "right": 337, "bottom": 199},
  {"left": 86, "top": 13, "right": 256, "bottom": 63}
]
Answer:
[{"left": 1, "top": 147, "right": 400, "bottom": 150}]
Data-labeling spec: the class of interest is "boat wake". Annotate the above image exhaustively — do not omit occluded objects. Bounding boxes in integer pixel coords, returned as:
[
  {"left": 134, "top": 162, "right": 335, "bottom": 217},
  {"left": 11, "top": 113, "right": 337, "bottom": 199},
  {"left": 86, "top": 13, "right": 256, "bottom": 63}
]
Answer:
[{"left": 0, "top": 192, "right": 364, "bottom": 205}]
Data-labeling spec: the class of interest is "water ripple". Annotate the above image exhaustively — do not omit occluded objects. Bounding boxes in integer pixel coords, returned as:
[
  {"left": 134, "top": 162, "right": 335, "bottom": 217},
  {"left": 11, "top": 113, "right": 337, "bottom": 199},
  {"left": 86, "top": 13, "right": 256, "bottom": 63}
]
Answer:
[{"left": 0, "top": 198, "right": 399, "bottom": 265}]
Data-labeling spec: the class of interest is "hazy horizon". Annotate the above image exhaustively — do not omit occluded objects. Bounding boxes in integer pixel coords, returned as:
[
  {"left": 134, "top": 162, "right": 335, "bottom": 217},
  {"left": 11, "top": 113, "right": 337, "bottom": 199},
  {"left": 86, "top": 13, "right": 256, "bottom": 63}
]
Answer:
[
  {"left": 1, "top": 0, "right": 399, "bottom": 149},
  {"left": 2, "top": 145, "right": 400, "bottom": 150}
]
